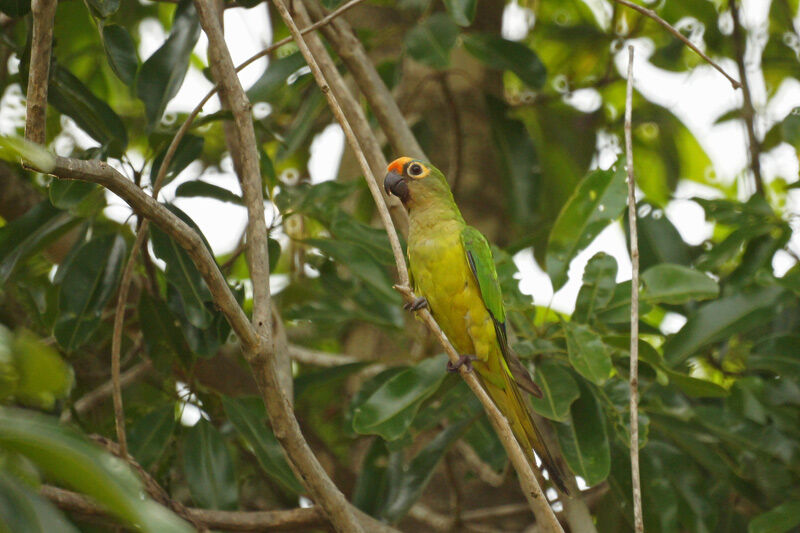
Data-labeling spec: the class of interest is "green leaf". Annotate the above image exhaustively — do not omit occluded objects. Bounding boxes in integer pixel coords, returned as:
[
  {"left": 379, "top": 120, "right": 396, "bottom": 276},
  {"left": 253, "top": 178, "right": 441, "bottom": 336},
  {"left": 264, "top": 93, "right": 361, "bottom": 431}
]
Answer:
[
  {"left": 564, "top": 322, "right": 613, "bottom": 385},
  {"left": 664, "top": 285, "right": 787, "bottom": 365},
  {"left": 444, "top": 0, "right": 476, "bottom": 26},
  {"left": 137, "top": 0, "right": 201, "bottom": 128},
  {"left": 150, "top": 134, "right": 204, "bottom": 187},
  {"left": 595, "top": 280, "right": 652, "bottom": 324},
  {"left": 11, "top": 330, "right": 73, "bottom": 409},
  {"left": 49, "top": 65, "right": 128, "bottom": 157},
  {"left": 150, "top": 207, "right": 214, "bottom": 329},
  {"left": 749, "top": 335, "right": 800, "bottom": 376},
  {"left": 183, "top": 419, "right": 238, "bottom": 510},
  {"left": 353, "top": 354, "right": 448, "bottom": 440},
  {"left": 247, "top": 52, "right": 307, "bottom": 103},
  {"left": 0, "top": 201, "right": 75, "bottom": 284},
  {"left": 0, "top": 135, "right": 56, "bottom": 172},
  {"left": 529, "top": 360, "right": 580, "bottom": 421},
  {"left": 546, "top": 162, "right": 627, "bottom": 291},
  {"left": 221, "top": 396, "right": 304, "bottom": 494},
  {"left": 463, "top": 415, "right": 506, "bottom": 473},
  {"left": 0, "top": 408, "right": 191, "bottom": 532},
  {"left": 138, "top": 291, "right": 192, "bottom": 371},
  {"left": 85, "top": 0, "right": 119, "bottom": 17},
  {"left": 48, "top": 180, "right": 102, "bottom": 215},
  {"left": 748, "top": 500, "right": 800, "bottom": 533},
  {"left": 353, "top": 439, "right": 390, "bottom": 515},
  {"left": 641, "top": 264, "right": 719, "bottom": 304},
  {"left": 0, "top": 0, "right": 29, "bottom": 17},
  {"left": 573, "top": 252, "right": 618, "bottom": 323},
  {"left": 632, "top": 202, "right": 692, "bottom": 270},
  {"left": 174, "top": 181, "right": 243, "bottom": 205},
  {"left": 128, "top": 406, "right": 176, "bottom": 469},
  {"left": 54, "top": 234, "right": 127, "bottom": 351},
  {"left": 486, "top": 95, "right": 541, "bottom": 230},
  {"left": 463, "top": 33, "right": 547, "bottom": 88},
  {"left": 554, "top": 378, "right": 610, "bottom": 485},
  {"left": 0, "top": 474, "right": 79, "bottom": 533},
  {"left": 405, "top": 13, "right": 459, "bottom": 69},
  {"left": 381, "top": 418, "right": 472, "bottom": 523},
  {"left": 101, "top": 24, "right": 138, "bottom": 86}
]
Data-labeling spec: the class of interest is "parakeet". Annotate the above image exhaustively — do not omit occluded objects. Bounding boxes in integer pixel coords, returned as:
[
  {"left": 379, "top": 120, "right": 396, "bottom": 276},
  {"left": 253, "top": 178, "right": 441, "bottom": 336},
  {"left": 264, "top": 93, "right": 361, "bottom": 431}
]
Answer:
[{"left": 384, "top": 156, "right": 570, "bottom": 495}]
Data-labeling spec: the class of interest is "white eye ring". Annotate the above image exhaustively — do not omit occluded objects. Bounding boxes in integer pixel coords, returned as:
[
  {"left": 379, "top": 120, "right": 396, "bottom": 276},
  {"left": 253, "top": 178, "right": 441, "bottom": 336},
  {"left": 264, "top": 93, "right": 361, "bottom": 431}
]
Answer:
[{"left": 408, "top": 163, "right": 423, "bottom": 176}]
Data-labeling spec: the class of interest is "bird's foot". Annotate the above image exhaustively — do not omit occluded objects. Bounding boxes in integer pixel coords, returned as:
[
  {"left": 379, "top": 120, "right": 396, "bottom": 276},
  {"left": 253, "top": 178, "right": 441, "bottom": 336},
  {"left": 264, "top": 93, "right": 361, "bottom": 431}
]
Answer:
[
  {"left": 447, "top": 354, "right": 477, "bottom": 373},
  {"left": 403, "top": 297, "right": 428, "bottom": 312}
]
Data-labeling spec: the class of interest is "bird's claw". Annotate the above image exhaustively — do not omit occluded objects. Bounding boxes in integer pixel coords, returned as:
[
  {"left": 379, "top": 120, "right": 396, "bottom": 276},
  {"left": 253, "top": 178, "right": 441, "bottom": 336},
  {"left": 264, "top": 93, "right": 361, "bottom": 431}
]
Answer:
[
  {"left": 403, "top": 297, "right": 428, "bottom": 312},
  {"left": 447, "top": 354, "right": 477, "bottom": 373}
]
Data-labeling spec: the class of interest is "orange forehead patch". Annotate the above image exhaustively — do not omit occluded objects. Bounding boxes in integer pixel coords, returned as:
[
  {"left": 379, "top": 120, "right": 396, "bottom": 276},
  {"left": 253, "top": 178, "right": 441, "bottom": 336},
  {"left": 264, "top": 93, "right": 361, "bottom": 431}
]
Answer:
[{"left": 387, "top": 156, "right": 413, "bottom": 175}]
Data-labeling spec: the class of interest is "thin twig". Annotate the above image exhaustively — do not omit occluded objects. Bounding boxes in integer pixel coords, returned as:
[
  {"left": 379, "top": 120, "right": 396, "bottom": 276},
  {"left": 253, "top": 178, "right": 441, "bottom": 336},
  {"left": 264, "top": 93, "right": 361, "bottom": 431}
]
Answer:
[
  {"left": 729, "top": 0, "right": 764, "bottom": 195},
  {"left": 273, "top": 0, "right": 560, "bottom": 529},
  {"left": 60, "top": 360, "right": 152, "bottom": 423},
  {"left": 613, "top": 0, "right": 741, "bottom": 90},
  {"left": 624, "top": 45, "right": 643, "bottom": 533},
  {"left": 24, "top": 0, "right": 56, "bottom": 144},
  {"left": 288, "top": 344, "right": 359, "bottom": 366}
]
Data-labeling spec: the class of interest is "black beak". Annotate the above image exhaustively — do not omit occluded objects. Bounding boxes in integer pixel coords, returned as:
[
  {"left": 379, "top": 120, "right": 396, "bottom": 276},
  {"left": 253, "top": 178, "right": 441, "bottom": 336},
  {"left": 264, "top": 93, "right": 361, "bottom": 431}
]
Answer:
[{"left": 384, "top": 170, "right": 409, "bottom": 203}]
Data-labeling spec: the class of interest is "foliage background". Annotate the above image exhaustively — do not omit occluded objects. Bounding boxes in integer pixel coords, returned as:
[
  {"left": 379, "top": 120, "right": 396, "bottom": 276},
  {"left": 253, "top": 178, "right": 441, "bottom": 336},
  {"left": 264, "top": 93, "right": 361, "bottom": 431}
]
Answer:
[{"left": 0, "top": 0, "right": 799, "bottom": 531}]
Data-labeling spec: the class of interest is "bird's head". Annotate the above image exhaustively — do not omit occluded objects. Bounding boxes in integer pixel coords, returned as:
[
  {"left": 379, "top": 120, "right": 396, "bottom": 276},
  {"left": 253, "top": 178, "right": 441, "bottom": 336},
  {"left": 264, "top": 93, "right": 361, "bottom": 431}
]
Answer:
[{"left": 383, "top": 157, "right": 450, "bottom": 209}]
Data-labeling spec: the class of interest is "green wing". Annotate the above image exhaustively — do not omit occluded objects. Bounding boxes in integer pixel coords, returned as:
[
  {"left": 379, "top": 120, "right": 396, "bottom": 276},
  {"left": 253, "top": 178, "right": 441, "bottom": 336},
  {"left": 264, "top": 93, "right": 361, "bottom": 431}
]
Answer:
[{"left": 461, "top": 226, "right": 542, "bottom": 397}]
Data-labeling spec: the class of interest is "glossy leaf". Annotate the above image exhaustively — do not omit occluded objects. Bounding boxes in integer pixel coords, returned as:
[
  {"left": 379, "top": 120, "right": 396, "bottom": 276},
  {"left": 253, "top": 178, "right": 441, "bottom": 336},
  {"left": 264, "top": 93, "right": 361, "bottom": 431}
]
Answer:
[
  {"left": 463, "top": 33, "right": 547, "bottom": 88},
  {"left": 174, "top": 181, "right": 243, "bottom": 205},
  {"left": 48, "top": 180, "right": 102, "bottom": 215},
  {"left": 101, "top": 24, "right": 138, "bottom": 86},
  {"left": 353, "top": 439, "right": 390, "bottom": 515},
  {"left": 748, "top": 500, "right": 800, "bottom": 533},
  {"left": 183, "top": 419, "right": 238, "bottom": 510},
  {"left": 555, "top": 379, "right": 610, "bottom": 486},
  {"left": 137, "top": 0, "right": 201, "bottom": 128},
  {"left": 642, "top": 264, "right": 719, "bottom": 304},
  {"left": 221, "top": 396, "right": 303, "bottom": 494},
  {"left": 444, "top": 0, "right": 476, "bottom": 26},
  {"left": 573, "top": 252, "right": 618, "bottom": 323},
  {"left": 595, "top": 280, "right": 652, "bottom": 324},
  {"left": 247, "top": 52, "right": 306, "bottom": 103},
  {"left": 630, "top": 202, "right": 692, "bottom": 270},
  {"left": 546, "top": 163, "right": 627, "bottom": 291},
  {"left": 10, "top": 330, "right": 73, "bottom": 409},
  {"left": 54, "top": 234, "right": 127, "bottom": 351},
  {"left": 405, "top": 14, "right": 459, "bottom": 69},
  {"left": 0, "top": 202, "right": 75, "bottom": 284},
  {"left": 0, "top": 475, "right": 80, "bottom": 533},
  {"left": 564, "top": 321, "right": 613, "bottom": 385},
  {"left": 150, "top": 134, "right": 204, "bottom": 187},
  {"left": 529, "top": 360, "right": 580, "bottom": 421},
  {"left": 352, "top": 354, "right": 448, "bottom": 440},
  {"left": 128, "top": 406, "right": 176, "bottom": 469},
  {"left": 0, "top": 408, "right": 191, "bottom": 532},
  {"left": 664, "top": 285, "right": 787, "bottom": 365}
]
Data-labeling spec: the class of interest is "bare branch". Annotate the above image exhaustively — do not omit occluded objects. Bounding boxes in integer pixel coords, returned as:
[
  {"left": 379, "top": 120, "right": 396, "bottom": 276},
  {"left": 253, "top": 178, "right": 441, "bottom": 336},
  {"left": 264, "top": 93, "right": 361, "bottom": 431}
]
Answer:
[
  {"left": 624, "top": 45, "right": 643, "bottom": 533},
  {"left": 613, "top": 0, "right": 741, "bottom": 90},
  {"left": 60, "top": 360, "right": 152, "bottom": 423},
  {"left": 288, "top": 344, "right": 359, "bottom": 366},
  {"left": 730, "top": 0, "right": 764, "bottom": 195},
  {"left": 24, "top": 0, "right": 57, "bottom": 144}
]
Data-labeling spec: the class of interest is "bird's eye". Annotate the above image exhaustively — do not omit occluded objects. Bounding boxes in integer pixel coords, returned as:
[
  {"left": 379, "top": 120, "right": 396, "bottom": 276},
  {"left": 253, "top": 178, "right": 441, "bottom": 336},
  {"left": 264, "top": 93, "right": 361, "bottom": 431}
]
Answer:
[{"left": 408, "top": 163, "right": 423, "bottom": 176}]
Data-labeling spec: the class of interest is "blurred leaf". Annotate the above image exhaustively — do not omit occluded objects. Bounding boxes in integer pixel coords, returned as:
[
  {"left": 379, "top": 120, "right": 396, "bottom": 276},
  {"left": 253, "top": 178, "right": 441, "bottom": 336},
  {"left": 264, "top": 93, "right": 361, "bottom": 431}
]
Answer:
[
  {"left": 353, "top": 439, "right": 389, "bottom": 515},
  {"left": 749, "top": 335, "right": 800, "bottom": 376},
  {"left": 175, "top": 181, "right": 243, "bottom": 205},
  {"left": 247, "top": 52, "right": 306, "bottom": 103},
  {"left": 463, "top": 415, "right": 506, "bottom": 473},
  {"left": 86, "top": 0, "right": 119, "bottom": 17},
  {"left": 137, "top": 0, "right": 201, "bottom": 128},
  {"left": 150, "top": 134, "right": 204, "bottom": 187},
  {"left": 486, "top": 96, "right": 541, "bottom": 230},
  {"left": 463, "top": 33, "right": 547, "bottom": 88},
  {"left": 664, "top": 285, "right": 787, "bottom": 365},
  {"left": 631, "top": 202, "right": 692, "bottom": 270},
  {"left": 546, "top": 162, "right": 627, "bottom": 291},
  {"left": 138, "top": 291, "right": 192, "bottom": 371},
  {"left": 0, "top": 135, "right": 56, "bottom": 172},
  {"left": 555, "top": 378, "right": 610, "bottom": 485},
  {"left": 0, "top": 0, "right": 29, "bottom": 17},
  {"left": 573, "top": 252, "right": 618, "bottom": 323},
  {"left": 183, "top": 419, "right": 238, "bottom": 510},
  {"left": 564, "top": 322, "right": 613, "bottom": 385},
  {"left": 101, "top": 24, "right": 138, "bottom": 85},
  {"left": 294, "top": 362, "right": 369, "bottom": 399},
  {"left": 0, "top": 474, "right": 79, "bottom": 533},
  {"left": 49, "top": 65, "right": 128, "bottom": 157},
  {"left": 381, "top": 418, "right": 472, "bottom": 522},
  {"left": 353, "top": 354, "right": 448, "bottom": 441},
  {"left": 748, "top": 500, "right": 800, "bottom": 533},
  {"left": 595, "top": 280, "right": 652, "bottom": 324},
  {"left": 128, "top": 406, "right": 176, "bottom": 469},
  {"left": 444, "top": 0, "right": 476, "bottom": 26},
  {"left": 11, "top": 330, "right": 73, "bottom": 409},
  {"left": 0, "top": 408, "right": 191, "bottom": 532},
  {"left": 49, "top": 181, "right": 102, "bottom": 215},
  {"left": 641, "top": 264, "right": 719, "bottom": 304},
  {"left": 405, "top": 13, "right": 458, "bottom": 69},
  {"left": 54, "top": 234, "right": 127, "bottom": 351},
  {"left": 221, "top": 396, "right": 303, "bottom": 494},
  {"left": 0, "top": 202, "right": 75, "bottom": 284},
  {"left": 529, "top": 360, "right": 580, "bottom": 421},
  {"left": 329, "top": 210, "right": 394, "bottom": 265}
]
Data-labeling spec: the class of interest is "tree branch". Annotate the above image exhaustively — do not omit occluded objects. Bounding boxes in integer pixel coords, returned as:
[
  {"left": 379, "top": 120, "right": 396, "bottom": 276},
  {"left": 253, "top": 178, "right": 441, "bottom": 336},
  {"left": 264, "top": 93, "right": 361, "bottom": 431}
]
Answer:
[
  {"left": 729, "top": 0, "right": 764, "bottom": 195},
  {"left": 24, "top": 0, "right": 56, "bottom": 144},
  {"left": 60, "top": 359, "right": 152, "bottom": 423},
  {"left": 288, "top": 344, "right": 359, "bottom": 366},
  {"left": 624, "top": 44, "right": 643, "bottom": 533},
  {"left": 613, "top": 0, "right": 741, "bottom": 90}
]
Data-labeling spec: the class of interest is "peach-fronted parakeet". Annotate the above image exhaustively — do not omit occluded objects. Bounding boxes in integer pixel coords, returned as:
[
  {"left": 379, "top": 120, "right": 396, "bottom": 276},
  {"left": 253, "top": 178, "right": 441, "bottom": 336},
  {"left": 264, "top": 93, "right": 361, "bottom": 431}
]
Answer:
[{"left": 384, "top": 157, "right": 570, "bottom": 494}]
